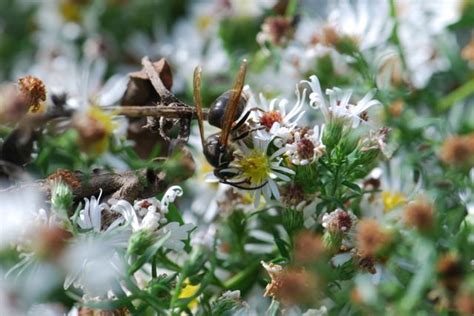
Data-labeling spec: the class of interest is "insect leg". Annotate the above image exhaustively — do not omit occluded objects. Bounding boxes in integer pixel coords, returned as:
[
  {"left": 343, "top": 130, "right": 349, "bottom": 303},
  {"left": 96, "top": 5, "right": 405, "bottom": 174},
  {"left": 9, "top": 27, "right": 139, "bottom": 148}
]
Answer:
[
  {"left": 232, "top": 107, "right": 264, "bottom": 131},
  {"left": 232, "top": 126, "right": 266, "bottom": 141}
]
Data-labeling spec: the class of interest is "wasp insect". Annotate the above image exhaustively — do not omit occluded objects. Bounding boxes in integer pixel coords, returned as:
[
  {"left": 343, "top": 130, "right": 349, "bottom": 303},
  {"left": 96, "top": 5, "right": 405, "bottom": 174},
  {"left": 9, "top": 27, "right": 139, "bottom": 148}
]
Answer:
[{"left": 193, "top": 60, "right": 266, "bottom": 190}]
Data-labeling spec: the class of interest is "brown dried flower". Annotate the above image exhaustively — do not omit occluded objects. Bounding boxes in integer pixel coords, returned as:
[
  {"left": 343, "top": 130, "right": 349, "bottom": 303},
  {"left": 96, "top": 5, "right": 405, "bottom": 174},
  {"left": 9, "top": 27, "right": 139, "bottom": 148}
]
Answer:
[
  {"left": 261, "top": 262, "right": 317, "bottom": 306},
  {"left": 33, "top": 225, "right": 72, "bottom": 260},
  {"left": 356, "top": 219, "right": 391, "bottom": 257},
  {"left": 257, "top": 16, "right": 295, "bottom": 46},
  {"left": 47, "top": 169, "right": 81, "bottom": 189},
  {"left": 293, "top": 231, "right": 325, "bottom": 264},
  {"left": 440, "top": 133, "right": 474, "bottom": 168},
  {"left": 18, "top": 75, "right": 46, "bottom": 113},
  {"left": 321, "top": 26, "right": 340, "bottom": 47},
  {"left": 388, "top": 99, "right": 404, "bottom": 118},
  {"left": 404, "top": 200, "right": 435, "bottom": 231},
  {"left": 281, "top": 183, "right": 306, "bottom": 208},
  {"left": 351, "top": 249, "right": 377, "bottom": 274},
  {"left": 322, "top": 209, "right": 357, "bottom": 234},
  {"left": 436, "top": 254, "right": 464, "bottom": 293}
]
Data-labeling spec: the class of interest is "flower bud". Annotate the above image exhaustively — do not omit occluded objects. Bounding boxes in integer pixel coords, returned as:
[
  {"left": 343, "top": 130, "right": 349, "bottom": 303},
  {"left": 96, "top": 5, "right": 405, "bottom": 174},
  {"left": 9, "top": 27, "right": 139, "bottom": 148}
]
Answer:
[
  {"left": 282, "top": 208, "right": 304, "bottom": 235},
  {"left": 356, "top": 147, "right": 380, "bottom": 165},
  {"left": 334, "top": 35, "right": 359, "bottom": 56},
  {"left": 323, "top": 230, "right": 343, "bottom": 251},
  {"left": 339, "top": 132, "right": 360, "bottom": 155},
  {"left": 50, "top": 181, "right": 73, "bottom": 218},
  {"left": 127, "top": 229, "right": 154, "bottom": 255},
  {"left": 322, "top": 120, "right": 344, "bottom": 151},
  {"left": 211, "top": 290, "right": 248, "bottom": 315},
  {"left": 322, "top": 209, "right": 358, "bottom": 251}
]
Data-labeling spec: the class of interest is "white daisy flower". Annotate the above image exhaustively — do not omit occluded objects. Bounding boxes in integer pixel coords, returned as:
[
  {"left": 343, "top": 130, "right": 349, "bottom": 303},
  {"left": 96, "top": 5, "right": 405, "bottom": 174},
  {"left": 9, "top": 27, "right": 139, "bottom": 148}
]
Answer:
[
  {"left": 156, "top": 222, "right": 195, "bottom": 253},
  {"left": 395, "top": 0, "right": 462, "bottom": 88},
  {"left": 0, "top": 186, "right": 45, "bottom": 249},
  {"left": 285, "top": 125, "right": 326, "bottom": 165},
  {"left": 326, "top": 0, "right": 393, "bottom": 51},
  {"left": 109, "top": 186, "right": 193, "bottom": 252},
  {"left": 226, "top": 0, "right": 277, "bottom": 18},
  {"left": 76, "top": 189, "right": 108, "bottom": 232},
  {"left": 303, "top": 74, "right": 381, "bottom": 128},
  {"left": 227, "top": 136, "right": 294, "bottom": 207},
  {"left": 133, "top": 185, "right": 183, "bottom": 219},
  {"left": 62, "top": 234, "right": 126, "bottom": 297},
  {"left": 111, "top": 200, "right": 161, "bottom": 233},
  {"left": 247, "top": 84, "right": 306, "bottom": 144},
  {"left": 111, "top": 186, "right": 184, "bottom": 232}
]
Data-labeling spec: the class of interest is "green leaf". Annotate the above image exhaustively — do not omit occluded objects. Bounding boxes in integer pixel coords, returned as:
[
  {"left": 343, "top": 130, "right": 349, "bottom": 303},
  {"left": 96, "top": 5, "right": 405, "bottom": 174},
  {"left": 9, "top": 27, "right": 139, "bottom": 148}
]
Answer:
[
  {"left": 166, "top": 204, "right": 184, "bottom": 225},
  {"left": 342, "top": 181, "right": 362, "bottom": 194},
  {"left": 128, "top": 231, "right": 171, "bottom": 275},
  {"left": 273, "top": 233, "right": 290, "bottom": 259}
]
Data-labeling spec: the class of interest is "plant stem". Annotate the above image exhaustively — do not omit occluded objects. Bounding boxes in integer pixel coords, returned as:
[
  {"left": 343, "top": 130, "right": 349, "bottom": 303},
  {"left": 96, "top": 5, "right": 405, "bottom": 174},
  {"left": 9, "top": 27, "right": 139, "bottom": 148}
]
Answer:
[
  {"left": 437, "top": 78, "right": 474, "bottom": 112},
  {"left": 151, "top": 255, "right": 157, "bottom": 278},
  {"left": 170, "top": 275, "right": 185, "bottom": 315},
  {"left": 223, "top": 260, "right": 261, "bottom": 290}
]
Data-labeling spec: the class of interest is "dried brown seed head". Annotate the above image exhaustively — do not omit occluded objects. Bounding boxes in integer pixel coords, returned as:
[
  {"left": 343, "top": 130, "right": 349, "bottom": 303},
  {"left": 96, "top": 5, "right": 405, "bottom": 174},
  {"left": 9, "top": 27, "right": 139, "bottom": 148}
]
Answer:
[
  {"left": 437, "top": 254, "right": 464, "bottom": 292},
  {"left": 293, "top": 231, "right": 325, "bottom": 264},
  {"left": 262, "top": 262, "right": 317, "bottom": 306},
  {"left": 388, "top": 99, "right": 404, "bottom": 117},
  {"left": 356, "top": 219, "right": 391, "bottom": 257},
  {"left": 440, "top": 133, "right": 474, "bottom": 168},
  {"left": 404, "top": 200, "right": 435, "bottom": 231},
  {"left": 47, "top": 169, "right": 80, "bottom": 189},
  {"left": 18, "top": 76, "right": 46, "bottom": 113},
  {"left": 258, "top": 16, "right": 295, "bottom": 46}
]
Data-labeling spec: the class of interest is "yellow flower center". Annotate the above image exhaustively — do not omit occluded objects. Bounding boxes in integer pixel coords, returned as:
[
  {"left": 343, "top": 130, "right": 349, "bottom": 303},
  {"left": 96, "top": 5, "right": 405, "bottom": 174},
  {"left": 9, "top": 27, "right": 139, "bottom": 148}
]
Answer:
[
  {"left": 84, "top": 106, "right": 116, "bottom": 155},
  {"left": 197, "top": 15, "right": 213, "bottom": 32},
  {"left": 178, "top": 279, "right": 200, "bottom": 310},
  {"left": 87, "top": 106, "right": 116, "bottom": 134},
  {"left": 381, "top": 191, "right": 406, "bottom": 212},
  {"left": 239, "top": 150, "right": 271, "bottom": 185}
]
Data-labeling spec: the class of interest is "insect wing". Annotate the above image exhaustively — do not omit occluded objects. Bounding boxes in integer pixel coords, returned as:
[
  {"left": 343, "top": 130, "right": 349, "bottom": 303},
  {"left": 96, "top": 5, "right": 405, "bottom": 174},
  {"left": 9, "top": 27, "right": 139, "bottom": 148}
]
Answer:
[{"left": 219, "top": 59, "right": 247, "bottom": 146}]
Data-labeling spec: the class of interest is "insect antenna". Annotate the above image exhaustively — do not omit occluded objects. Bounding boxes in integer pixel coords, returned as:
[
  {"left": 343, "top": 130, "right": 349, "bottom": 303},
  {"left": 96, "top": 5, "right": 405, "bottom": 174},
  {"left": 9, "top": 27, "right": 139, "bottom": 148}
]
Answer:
[{"left": 193, "top": 66, "right": 206, "bottom": 148}]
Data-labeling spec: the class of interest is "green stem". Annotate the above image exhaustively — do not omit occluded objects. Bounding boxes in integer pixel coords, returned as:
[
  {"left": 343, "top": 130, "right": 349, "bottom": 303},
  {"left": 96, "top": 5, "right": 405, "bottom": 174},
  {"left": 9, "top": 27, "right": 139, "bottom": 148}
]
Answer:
[
  {"left": 389, "top": 0, "right": 408, "bottom": 70},
  {"left": 151, "top": 255, "right": 157, "bottom": 278},
  {"left": 437, "top": 78, "right": 474, "bottom": 112},
  {"left": 170, "top": 275, "right": 185, "bottom": 315},
  {"left": 223, "top": 260, "right": 261, "bottom": 290}
]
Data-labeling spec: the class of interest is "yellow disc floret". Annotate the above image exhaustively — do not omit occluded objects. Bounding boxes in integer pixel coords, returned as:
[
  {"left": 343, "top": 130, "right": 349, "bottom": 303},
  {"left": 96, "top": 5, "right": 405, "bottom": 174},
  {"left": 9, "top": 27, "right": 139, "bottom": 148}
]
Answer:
[
  {"left": 178, "top": 278, "right": 200, "bottom": 310},
  {"left": 381, "top": 191, "right": 406, "bottom": 212},
  {"left": 238, "top": 150, "right": 271, "bottom": 185}
]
